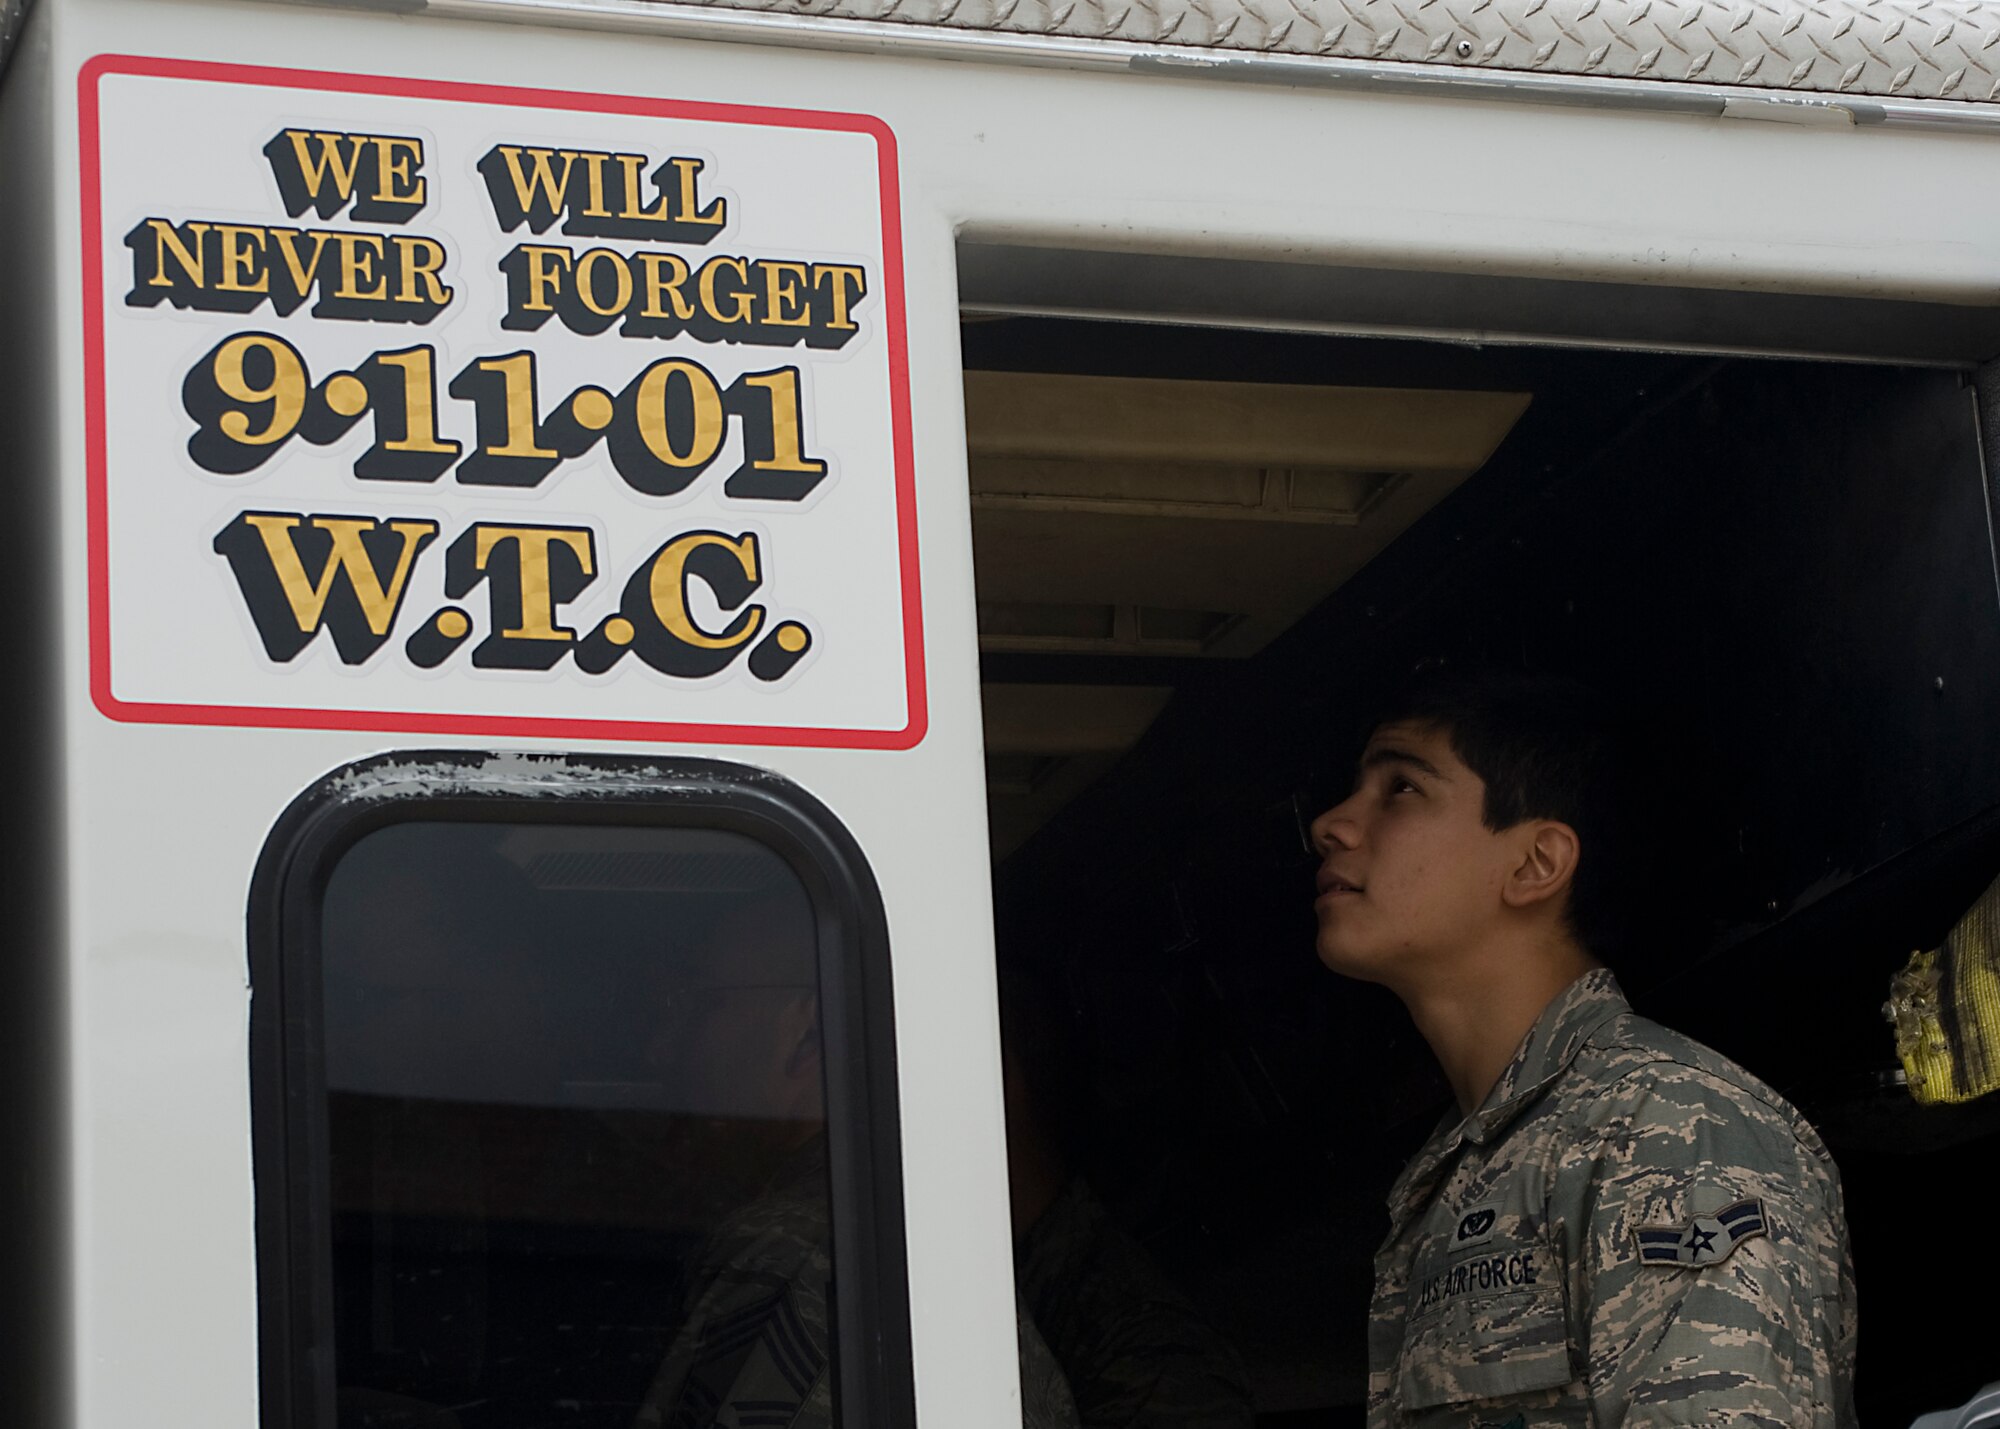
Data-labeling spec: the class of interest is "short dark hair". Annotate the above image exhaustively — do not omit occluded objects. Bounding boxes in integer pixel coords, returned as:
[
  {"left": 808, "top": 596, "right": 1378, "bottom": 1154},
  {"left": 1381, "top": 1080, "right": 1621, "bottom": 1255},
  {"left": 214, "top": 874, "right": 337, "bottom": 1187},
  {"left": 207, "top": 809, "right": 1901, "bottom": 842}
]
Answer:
[{"left": 1373, "top": 668, "right": 1630, "bottom": 959}]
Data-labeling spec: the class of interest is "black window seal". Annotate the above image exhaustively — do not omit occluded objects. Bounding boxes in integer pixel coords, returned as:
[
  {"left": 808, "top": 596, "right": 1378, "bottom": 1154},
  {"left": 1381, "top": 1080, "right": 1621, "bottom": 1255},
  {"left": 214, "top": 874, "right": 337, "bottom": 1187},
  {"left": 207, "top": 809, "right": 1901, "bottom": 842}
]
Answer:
[{"left": 248, "top": 750, "right": 915, "bottom": 1429}]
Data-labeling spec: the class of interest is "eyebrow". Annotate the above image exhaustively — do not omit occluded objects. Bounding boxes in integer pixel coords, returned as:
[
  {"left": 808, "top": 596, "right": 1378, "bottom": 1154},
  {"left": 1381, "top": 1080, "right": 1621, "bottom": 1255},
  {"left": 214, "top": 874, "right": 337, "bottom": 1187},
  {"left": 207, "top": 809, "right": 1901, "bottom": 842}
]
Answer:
[{"left": 1360, "top": 745, "right": 1447, "bottom": 781}]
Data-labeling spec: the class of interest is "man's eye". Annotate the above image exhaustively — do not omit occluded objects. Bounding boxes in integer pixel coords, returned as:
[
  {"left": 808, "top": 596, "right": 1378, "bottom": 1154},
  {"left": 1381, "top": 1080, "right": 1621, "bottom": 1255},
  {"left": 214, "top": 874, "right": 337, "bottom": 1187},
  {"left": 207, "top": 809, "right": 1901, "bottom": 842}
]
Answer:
[{"left": 1389, "top": 777, "right": 1418, "bottom": 796}]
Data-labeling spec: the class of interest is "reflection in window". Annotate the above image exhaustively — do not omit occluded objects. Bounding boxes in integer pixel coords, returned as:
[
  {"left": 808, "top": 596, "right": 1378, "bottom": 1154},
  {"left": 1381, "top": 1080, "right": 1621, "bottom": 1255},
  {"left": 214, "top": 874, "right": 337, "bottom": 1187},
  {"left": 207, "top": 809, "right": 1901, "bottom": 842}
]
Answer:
[{"left": 320, "top": 821, "right": 839, "bottom": 1429}]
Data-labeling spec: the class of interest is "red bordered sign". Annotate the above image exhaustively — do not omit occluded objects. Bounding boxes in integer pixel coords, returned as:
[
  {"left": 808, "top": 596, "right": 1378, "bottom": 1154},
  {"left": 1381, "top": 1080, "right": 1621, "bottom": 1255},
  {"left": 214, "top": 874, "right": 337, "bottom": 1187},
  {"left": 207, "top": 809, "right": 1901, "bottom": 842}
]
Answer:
[{"left": 80, "top": 54, "right": 925, "bottom": 749}]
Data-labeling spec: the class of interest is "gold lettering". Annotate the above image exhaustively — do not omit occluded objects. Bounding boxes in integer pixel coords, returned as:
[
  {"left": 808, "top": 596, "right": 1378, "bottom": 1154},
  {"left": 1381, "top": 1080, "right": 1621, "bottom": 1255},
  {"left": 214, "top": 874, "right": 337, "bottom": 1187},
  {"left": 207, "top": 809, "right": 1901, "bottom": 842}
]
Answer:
[
  {"left": 638, "top": 252, "right": 695, "bottom": 321},
  {"left": 392, "top": 236, "right": 452, "bottom": 307},
  {"left": 369, "top": 136, "right": 427, "bottom": 207},
  {"left": 739, "top": 368, "right": 826, "bottom": 475},
  {"left": 667, "top": 156, "right": 726, "bottom": 229},
  {"left": 375, "top": 348, "right": 458, "bottom": 455},
  {"left": 497, "top": 147, "right": 576, "bottom": 220},
  {"left": 241, "top": 515, "right": 437, "bottom": 635},
  {"left": 518, "top": 245, "right": 572, "bottom": 312},
  {"left": 812, "top": 264, "right": 867, "bottom": 330},
  {"left": 333, "top": 233, "right": 388, "bottom": 301},
  {"left": 146, "top": 219, "right": 208, "bottom": 288},
  {"left": 636, "top": 360, "right": 725, "bottom": 469},
  {"left": 761, "top": 261, "right": 810, "bottom": 328},
  {"left": 213, "top": 334, "right": 308, "bottom": 447},
  {"left": 477, "top": 355, "right": 559, "bottom": 460},
  {"left": 269, "top": 228, "right": 334, "bottom": 296},
  {"left": 649, "top": 532, "right": 763, "bottom": 651},
  {"left": 578, "top": 151, "right": 612, "bottom": 218},
  {"left": 576, "top": 247, "right": 633, "bottom": 318},
  {"left": 617, "top": 153, "right": 673, "bottom": 223},
  {"left": 697, "top": 256, "right": 754, "bottom": 326},
  {"left": 215, "top": 225, "right": 268, "bottom": 294},
  {"left": 474, "top": 526, "right": 594, "bottom": 641},
  {"left": 282, "top": 130, "right": 366, "bottom": 206}
]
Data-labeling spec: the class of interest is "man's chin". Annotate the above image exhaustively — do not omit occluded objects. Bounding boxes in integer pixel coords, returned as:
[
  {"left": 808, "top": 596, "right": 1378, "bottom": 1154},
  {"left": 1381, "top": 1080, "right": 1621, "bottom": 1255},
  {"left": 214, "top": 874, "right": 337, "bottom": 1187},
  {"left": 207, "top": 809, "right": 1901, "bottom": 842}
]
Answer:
[{"left": 1314, "top": 933, "right": 1386, "bottom": 983}]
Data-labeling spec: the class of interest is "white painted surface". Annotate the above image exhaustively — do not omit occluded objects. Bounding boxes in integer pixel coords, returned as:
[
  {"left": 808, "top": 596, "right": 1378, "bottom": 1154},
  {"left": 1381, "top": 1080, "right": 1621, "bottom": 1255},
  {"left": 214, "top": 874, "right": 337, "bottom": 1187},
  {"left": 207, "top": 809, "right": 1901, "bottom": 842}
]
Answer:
[
  {"left": 23, "top": 0, "right": 2000, "bottom": 1426},
  {"left": 91, "top": 64, "right": 916, "bottom": 740}
]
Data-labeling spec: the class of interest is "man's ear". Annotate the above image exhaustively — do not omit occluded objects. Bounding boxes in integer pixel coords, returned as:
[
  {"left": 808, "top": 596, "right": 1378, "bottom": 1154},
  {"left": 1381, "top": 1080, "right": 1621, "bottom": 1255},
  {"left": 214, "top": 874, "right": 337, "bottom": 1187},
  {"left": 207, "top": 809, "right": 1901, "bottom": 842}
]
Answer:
[{"left": 1502, "top": 820, "right": 1580, "bottom": 911}]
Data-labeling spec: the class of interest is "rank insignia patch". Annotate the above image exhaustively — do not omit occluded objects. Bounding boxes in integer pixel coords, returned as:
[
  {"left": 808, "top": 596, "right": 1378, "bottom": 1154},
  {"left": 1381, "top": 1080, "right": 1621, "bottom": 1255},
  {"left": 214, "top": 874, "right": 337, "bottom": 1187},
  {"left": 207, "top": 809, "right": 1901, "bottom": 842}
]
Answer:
[{"left": 1634, "top": 1197, "right": 1767, "bottom": 1268}]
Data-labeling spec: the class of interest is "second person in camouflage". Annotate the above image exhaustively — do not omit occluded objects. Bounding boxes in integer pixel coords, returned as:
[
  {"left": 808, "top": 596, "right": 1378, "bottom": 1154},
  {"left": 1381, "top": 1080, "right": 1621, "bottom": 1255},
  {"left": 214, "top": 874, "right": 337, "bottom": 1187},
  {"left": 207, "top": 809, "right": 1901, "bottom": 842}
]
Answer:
[{"left": 1309, "top": 671, "right": 1857, "bottom": 1429}]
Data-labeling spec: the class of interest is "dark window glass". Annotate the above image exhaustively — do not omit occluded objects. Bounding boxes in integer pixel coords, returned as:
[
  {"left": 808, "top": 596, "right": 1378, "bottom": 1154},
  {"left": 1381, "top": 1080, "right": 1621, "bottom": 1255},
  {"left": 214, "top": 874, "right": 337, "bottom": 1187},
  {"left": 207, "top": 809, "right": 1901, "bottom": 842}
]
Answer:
[{"left": 317, "top": 820, "right": 841, "bottom": 1429}]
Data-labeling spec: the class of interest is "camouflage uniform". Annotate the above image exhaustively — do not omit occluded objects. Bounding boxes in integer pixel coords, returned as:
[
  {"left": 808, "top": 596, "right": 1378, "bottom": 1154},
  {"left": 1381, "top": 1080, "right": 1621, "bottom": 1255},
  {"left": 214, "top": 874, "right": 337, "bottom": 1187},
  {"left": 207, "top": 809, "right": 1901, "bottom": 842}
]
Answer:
[
  {"left": 638, "top": 1143, "right": 1247, "bottom": 1429},
  {"left": 634, "top": 1139, "right": 1081, "bottom": 1429},
  {"left": 1016, "top": 1177, "right": 1255, "bottom": 1429},
  {"left": 1368, "top": 968, "right": 1857, "bottom": 1429}
]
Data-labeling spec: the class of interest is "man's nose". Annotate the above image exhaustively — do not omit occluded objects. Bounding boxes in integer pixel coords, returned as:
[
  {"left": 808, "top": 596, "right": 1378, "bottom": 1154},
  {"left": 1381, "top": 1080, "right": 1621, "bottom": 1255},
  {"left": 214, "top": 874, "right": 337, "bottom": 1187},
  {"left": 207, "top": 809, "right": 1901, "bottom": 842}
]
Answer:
[{"left": 1310, "top": 796, "right": 1361, "bottom": 855}]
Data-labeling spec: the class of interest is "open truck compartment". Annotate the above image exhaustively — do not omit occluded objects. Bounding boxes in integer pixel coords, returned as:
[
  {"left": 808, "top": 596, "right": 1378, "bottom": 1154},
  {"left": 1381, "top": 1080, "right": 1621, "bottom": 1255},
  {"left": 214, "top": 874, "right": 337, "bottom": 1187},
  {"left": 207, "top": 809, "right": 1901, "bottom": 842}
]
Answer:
[{"left": 971, "top": 314, "right": 2000, "bottom": 1426}]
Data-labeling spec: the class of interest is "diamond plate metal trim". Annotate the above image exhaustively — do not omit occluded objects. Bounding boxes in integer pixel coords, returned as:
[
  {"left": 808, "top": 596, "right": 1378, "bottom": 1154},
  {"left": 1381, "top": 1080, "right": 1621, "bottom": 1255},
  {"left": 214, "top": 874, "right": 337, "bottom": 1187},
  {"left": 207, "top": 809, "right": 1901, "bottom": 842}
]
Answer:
[{"left": 619, "top": 0, "right": 2000, "bottom": 101}]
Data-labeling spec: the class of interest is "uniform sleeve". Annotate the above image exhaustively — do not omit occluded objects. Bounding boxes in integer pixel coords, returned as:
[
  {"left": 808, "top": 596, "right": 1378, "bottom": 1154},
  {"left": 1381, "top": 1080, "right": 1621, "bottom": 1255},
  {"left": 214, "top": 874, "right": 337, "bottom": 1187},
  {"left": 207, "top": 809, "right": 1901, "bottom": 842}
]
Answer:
[
  {"left": 1553, "top": 1065, "right": 1853, "bottom": 1429},
  {"left": 634, "top": 1197, "right": 835, "bottom": 1429},
  {"left": 1015, "top": 1177, "right": 1255, "bottom": 1429}
]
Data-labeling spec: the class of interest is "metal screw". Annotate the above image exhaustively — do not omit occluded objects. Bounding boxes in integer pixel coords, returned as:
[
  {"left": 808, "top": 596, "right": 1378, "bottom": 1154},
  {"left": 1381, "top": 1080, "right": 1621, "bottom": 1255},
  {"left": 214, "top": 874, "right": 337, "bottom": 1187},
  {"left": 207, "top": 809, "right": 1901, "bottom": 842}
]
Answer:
[{"left": 1456, "top": 38, "right": 1474, "bottom": 56}]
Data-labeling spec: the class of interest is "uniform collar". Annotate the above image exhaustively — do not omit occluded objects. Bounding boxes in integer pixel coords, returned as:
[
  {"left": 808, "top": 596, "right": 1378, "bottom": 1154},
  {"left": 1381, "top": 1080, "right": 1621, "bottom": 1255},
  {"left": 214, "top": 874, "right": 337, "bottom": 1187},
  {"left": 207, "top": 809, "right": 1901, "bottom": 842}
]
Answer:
[
  {"left": 1462, "top": 965, "right": 1629, "bottom": 1146},
  {"left": 1385, "top": 967, "right": 1629, "bottom": 1221}
]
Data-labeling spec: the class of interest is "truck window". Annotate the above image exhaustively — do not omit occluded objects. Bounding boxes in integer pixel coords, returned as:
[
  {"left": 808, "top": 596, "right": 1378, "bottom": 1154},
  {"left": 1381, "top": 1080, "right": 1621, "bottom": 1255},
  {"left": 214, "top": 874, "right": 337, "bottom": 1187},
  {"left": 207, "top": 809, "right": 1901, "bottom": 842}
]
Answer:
[{"left": 251, "top": 758, "right": 912, "bottom": 1429}]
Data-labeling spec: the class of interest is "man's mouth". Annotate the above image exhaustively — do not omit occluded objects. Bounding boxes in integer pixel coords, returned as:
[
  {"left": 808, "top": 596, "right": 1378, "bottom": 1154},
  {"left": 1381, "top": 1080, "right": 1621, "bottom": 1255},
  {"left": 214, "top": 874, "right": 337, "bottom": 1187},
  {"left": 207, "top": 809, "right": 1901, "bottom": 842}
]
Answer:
[{"left": 1316, "top": 869, "right": 1363, "bottom": 898}]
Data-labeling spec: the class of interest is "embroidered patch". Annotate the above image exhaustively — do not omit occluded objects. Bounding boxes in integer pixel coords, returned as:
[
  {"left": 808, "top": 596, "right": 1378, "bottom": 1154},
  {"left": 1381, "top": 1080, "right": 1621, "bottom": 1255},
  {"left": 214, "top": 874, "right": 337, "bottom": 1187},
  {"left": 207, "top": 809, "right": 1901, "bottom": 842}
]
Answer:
[
  {"left": 1454, "top": 1201, "right": 1500, "bottom": 1246},
  {"left": 1413, "top": 1247, "right": 1541, "bottom": 1311},
  {"left": 1633, "top": 1197, "right": 1768, "bottom": 1268}
]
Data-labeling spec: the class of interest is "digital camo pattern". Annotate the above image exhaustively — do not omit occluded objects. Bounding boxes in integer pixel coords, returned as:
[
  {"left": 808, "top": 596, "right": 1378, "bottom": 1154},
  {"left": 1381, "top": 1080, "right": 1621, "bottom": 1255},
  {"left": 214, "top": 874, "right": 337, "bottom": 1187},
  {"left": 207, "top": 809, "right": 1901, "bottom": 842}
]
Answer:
[
  {"left": 634, "top": 1153, "right": 1083, "bottom": 1428},
  {"left": 635, "top": 1150, "right": 1248, "bottom": 1428},
  {"left": 1015, "top": 1177, "right": 1257, "bottom": 1429},
  {"left": 1368, "top": 968, "right": 1857, "bottom": 1429},
  {"left": 638, "top": 0, "right": 2000, "bottom": 103},
  {"left": 633, "top": 1152, "right": 839, "bottom": 1429}
]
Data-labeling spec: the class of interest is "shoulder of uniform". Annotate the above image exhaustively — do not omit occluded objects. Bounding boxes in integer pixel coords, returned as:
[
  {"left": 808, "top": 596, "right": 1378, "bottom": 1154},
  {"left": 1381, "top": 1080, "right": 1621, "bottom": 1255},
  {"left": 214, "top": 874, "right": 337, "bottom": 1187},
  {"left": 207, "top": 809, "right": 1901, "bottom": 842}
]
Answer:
[{"left": 1566, "top": 1014, "right": 1832, "bottom": 1161}]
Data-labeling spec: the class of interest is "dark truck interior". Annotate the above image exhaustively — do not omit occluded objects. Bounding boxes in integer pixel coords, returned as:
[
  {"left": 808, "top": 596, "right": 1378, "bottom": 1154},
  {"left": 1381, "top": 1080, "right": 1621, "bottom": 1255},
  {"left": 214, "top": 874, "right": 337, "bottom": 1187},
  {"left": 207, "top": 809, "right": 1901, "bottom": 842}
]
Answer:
[{"left": 968, "top": 313, "right": 2000, "bottom": 1427}]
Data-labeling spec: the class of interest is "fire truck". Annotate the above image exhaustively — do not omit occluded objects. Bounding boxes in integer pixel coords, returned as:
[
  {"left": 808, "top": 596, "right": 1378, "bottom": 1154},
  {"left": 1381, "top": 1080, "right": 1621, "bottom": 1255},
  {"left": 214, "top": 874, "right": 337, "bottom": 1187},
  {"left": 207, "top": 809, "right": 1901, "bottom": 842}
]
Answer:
[{"left": 3, "top": 0, "right": 1997, "bottom": 1423}]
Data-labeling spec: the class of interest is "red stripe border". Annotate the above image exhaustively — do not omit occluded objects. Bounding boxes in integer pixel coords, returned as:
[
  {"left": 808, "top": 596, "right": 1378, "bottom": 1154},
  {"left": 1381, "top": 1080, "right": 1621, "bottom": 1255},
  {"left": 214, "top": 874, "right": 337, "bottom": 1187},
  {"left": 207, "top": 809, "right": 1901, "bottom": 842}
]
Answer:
[{"left": 77, "top": 53, "right": 927, "bottom": 751}]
